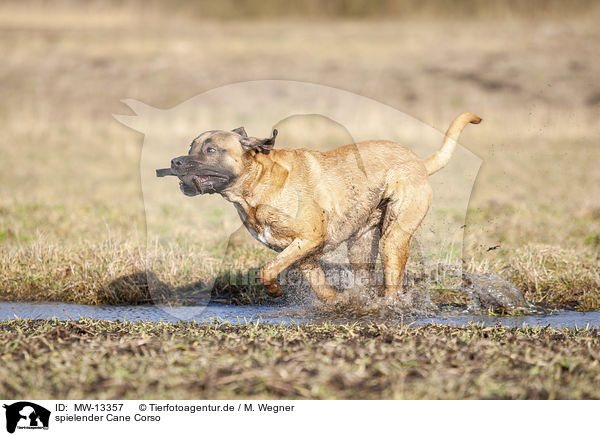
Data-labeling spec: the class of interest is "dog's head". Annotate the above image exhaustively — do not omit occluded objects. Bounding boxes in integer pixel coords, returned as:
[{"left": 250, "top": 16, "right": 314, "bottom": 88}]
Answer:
[{"left": 169, "top": 127, "right": 277, "bottom": 196}]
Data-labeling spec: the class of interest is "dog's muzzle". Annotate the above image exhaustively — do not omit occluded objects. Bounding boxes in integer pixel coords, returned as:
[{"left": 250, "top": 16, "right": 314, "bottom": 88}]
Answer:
[{"left": 156, "top": 156, "right": 233, "bottom": 196}]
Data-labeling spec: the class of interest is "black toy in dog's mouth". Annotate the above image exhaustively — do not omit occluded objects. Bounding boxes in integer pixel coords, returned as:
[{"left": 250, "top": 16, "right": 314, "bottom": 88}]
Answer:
[{"left": 156, "top": 167, "right": 232, "bottom": 195}]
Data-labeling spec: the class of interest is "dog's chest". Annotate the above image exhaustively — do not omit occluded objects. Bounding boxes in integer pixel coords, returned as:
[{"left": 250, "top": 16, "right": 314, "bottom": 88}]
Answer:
[
  {"left": 254, "top": 226, "right": 274, "bottom": 246},
  {"left": 233, "top": 204, "right": 287, "bottom": 252}
]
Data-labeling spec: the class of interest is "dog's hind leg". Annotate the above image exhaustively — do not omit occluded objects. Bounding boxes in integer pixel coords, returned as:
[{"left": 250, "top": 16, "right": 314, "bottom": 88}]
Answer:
[
  {"left": 380, "top": 227, "right": 413, "bottom": 299},
  {"left": 348, "top": 226, "right": 381, "bottom": 292},
  {"left": 380, "top": 180, "right": 431, "bottom": 300},
  {"left": 297, "top": 257, "right": 338, "bottom": 301}
]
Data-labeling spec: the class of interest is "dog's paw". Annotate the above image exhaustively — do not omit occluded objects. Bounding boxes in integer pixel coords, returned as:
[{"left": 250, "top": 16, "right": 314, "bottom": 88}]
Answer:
[{"left": 264, "top": 282, "right": 284, "bottom": 298}]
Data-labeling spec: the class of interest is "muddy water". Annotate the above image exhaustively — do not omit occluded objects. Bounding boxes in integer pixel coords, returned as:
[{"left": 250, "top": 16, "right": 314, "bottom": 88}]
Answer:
[{"left": 1, "top": 301, "right": 599, "bottom": 328}]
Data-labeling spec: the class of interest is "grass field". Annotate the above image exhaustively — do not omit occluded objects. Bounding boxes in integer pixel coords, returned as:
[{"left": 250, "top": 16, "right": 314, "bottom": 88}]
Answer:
[
  {"left": 1, "top": 319, "right": 599, "bottom": 399},
  {"left": 0, "top": 1, "right": 599, "bottom": 309}
]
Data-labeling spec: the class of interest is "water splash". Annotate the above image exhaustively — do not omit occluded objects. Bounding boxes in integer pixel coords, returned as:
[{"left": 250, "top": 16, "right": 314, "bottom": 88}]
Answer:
[
  {"left": 268, "top": 262, "right": 538, "bottom": 324},
  {"left": 461, "top": 272, "right": 537, "bottom": 314}
]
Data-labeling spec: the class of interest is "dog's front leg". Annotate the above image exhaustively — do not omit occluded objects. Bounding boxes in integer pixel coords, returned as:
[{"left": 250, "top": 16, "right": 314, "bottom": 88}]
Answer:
[{"left": 258, "top": 238, "right": 322, "bottom": 297}]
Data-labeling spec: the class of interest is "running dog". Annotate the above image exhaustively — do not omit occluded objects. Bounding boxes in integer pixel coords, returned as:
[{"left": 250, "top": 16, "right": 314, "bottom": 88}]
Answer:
[{"left": 157, "top": 112, "right": 481, "bottom": 300}]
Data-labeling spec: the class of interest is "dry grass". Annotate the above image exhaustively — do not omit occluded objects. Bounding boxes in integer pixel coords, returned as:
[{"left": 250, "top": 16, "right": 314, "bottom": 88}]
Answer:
[
  {"left": 4, "top": 0, "right": 600, "bottom": 20},
  {"left": 0, "top": 2, "right": 599, "bottom": 308},
  {"left": 501, "top": 245, "right": 600, "bottom": 309},
  {"left": 2, "top": 319, "right": 600, "bottom": 399}
]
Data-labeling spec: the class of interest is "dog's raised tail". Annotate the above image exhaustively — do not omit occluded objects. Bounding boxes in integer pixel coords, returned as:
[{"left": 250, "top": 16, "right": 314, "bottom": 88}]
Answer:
[{"left": 423, "top": 112, "right": 481, "bottom": 175}]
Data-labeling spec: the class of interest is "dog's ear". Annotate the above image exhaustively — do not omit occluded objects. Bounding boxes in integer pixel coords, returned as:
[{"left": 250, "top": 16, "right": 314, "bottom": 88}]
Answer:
[
  {"left": 232, "top": 127, "right": 247, "bottom": 137},
  {"left": 240, "top": 129, "right": 278, "bottom": 154}
]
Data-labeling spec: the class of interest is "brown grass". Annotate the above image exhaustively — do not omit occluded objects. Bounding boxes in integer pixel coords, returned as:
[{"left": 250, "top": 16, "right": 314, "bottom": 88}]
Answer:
[
  {"left": 4, "top": 0, "right": 600, "bottom": 21},
  {"left": 2, "top": 319, "right": 600, "bottom": 399}
]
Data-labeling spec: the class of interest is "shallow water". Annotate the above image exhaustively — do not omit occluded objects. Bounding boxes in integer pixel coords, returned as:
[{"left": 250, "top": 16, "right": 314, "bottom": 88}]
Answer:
[{"left": 1, "top": 301, "right": 599, "bottom": 328}]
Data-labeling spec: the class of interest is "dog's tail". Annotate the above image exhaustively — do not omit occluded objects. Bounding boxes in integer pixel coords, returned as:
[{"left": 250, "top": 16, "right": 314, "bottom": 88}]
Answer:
[{"left": 423, "top": 112, "right": 481, "bottom": 175}]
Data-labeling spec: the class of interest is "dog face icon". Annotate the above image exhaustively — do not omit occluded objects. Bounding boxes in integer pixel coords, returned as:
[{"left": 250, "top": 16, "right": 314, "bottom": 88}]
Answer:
[{"left": 3, "top": 402, "right": 50, "bottom": 434}]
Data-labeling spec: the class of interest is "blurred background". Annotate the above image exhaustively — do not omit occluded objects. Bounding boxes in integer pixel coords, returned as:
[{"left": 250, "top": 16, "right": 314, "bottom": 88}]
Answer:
[{"left": 0, "top": 0, "right": 599, "bottom": 306}]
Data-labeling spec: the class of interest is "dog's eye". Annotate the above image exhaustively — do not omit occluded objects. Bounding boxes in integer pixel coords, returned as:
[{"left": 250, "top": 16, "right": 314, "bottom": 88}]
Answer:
[{"left": 206, "top": 147, "right": 216, "bottom": 153}]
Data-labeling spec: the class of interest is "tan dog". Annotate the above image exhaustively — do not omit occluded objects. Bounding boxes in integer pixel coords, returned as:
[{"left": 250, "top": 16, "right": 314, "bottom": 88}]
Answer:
[{"left": 160, "top": 112, "right": 481, "bottom": 301}]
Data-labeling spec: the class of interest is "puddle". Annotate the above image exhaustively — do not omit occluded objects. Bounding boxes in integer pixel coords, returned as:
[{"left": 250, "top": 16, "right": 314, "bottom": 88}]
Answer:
[{"left": 0, "top": 301, "right": 599, "bottom": 328}]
